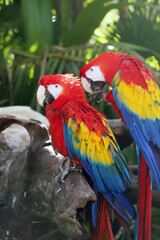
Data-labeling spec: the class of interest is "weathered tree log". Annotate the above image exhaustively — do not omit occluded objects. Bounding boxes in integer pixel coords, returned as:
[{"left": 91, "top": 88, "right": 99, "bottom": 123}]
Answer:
[
  {"left": 107, "top": 119, "right": 134, "bottom": 149},
  {"left": 0, "top": 115, "right": 96, "bottom": 239},
  {"left": 0, "top": 115, "right": 159, "bottom": 239}
]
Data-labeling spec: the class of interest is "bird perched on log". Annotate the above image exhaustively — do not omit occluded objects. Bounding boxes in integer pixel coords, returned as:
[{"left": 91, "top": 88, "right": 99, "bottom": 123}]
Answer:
[
  {"left": 79, "top": 52, "right": 160, "bottom": 240},
  {"left": 37, "top": 73, "right": 136, "bottom": 240}
]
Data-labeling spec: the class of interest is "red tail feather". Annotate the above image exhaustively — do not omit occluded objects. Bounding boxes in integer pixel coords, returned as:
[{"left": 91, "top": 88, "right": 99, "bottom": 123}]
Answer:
[
  {"left": 92, "top": 196, "right": 115, "bottom": 240},
  {"left": 137, "top": 154, "right": 152, "bottom": 240},
  {"left": 145, "top": 162, "right": 152, "bottom": 240},
  {"left": 115, "top": 211, "right": 130, "bottom": 233}
]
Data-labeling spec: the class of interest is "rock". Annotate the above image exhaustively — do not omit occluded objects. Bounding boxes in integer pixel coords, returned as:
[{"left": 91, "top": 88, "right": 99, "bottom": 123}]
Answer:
[
  {"left": 0, "top": 106, "right": 49, "bottom": 152},
  {"left": 0, "top": 115, "right": 96, "bottom": 239},
  {"left": 0, "top": 106, "right": 49, "bottom": 127}
]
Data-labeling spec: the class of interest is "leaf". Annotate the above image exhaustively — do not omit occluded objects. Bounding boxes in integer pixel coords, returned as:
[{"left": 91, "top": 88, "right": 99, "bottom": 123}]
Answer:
[
  {"left": 116, "top": 42, "right": 160, "bottom": 60},
  {"left": 60, "top": 0, "right": 73, "bottom": 43},
  {"left": 0, "top": 98, "right": 9, "bottom": 106},
  {"left": 48, "top": 58, "right": 60, "bottom": 74},
  {"left": 13, "top": 65, "right": 27, "bottom": 104},
  {"left": 57, "top": 60, "right": 66, "bottom": 73},
  {"left": 107, "top": 3, "right": 160, "bottom": 61},
  {"left": 21, "top": 0, "right": 53, "bottom": 49},
  {"left": 64, "top": 0, "right": 135, "bottom": 46}
]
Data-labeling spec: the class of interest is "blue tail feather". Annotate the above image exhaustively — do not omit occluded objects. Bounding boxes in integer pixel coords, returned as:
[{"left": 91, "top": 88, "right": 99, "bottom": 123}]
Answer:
[
  {"left": 91, "top": 185, "right": 133, "bottom": 227},
  {"left": 104, "top": 192, "right": 131, "bottom": 223},
  {"left": 114, "top": 192, "right": 136, "bottom": 219},
  {"left": 120, "top": 107, "right": 160, "bottom": 193}
]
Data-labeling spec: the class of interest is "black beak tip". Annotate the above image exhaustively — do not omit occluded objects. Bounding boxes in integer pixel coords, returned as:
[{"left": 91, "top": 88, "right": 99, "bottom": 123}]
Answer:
[
  {"left": 44, "top": 89, "right": 55, "bottom": 105},
  {"left": 91, "top": 81, "right": 106, "bottom": 91}
]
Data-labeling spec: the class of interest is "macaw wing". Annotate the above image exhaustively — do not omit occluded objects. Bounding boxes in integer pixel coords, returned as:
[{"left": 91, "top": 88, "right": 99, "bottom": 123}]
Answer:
[
  {"left": 61, "top": 101, "right": 130, "bottom": 195},
  {"left": 112, "top": 70, "right": 160, "bottom": 191}
]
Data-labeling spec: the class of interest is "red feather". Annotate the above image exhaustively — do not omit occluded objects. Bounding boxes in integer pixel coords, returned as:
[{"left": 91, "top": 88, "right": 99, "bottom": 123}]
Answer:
[
  {"left": 105, "top": 89, "right": 125, "bottom": 122},
  {"left": 91, "top": 196, "right": 115, "bottom": 240},
  {"left": 79, "top": 52, "right": 159, "bottom": 240},
  {"left": 137, "top": 154, "right": 152, "bottom": 240},
  {"left": 38, "top": 73, "right": 135, "bottom": 240},
  {"left": 91, "top": 195, "right": 131, "bottom": 240}
]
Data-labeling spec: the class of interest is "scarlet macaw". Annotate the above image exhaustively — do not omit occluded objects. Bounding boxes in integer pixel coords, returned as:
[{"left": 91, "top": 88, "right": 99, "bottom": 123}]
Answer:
[
  {"left": 79, "top": 52, "right": 160, "bottom": 240},
  {"left": 37, "top": 73, "right": 136, "bottom": 240}
]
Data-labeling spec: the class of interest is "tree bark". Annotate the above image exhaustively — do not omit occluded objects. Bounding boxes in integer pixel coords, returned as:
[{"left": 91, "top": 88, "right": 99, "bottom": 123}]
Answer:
[{"left": 0, "top": 115, "right": 159, "bottom": 239}]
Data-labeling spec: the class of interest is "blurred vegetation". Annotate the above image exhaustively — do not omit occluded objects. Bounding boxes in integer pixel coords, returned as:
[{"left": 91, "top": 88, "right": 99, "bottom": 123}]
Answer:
[{"left": 1, "top": 0, "right": 160, "bottom": 239}]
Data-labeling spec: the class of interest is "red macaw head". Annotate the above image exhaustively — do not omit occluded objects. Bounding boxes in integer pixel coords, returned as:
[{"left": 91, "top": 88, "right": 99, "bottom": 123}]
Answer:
[
  {"left": 37, "top": 73, "right": 86, "bottom": 108},
  {"left": 79, "top": 52, "right": 125, "bottom": 93}
]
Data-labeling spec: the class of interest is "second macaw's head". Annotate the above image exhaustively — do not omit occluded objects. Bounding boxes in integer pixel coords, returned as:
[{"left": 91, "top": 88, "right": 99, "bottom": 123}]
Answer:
[
  {"left": 37, "top": 73, "right": 87, "bottom": 109},
  {"left": 79, "top": 52, "right": 125, "bottom": 93}
]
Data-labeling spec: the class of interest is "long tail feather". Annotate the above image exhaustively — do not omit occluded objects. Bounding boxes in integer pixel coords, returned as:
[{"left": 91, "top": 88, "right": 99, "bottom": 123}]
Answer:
[
  {"left": 91, "top": 183, "right": 135, "bottom": 240},
  {"left": 104, "top": 192, "right": 132, "bottom": 224},
  {"left": 145, "top": 165, "right": 152, "bottom": 240},
  {"left": 135, "top": 153, "right": 152, "bottom": 240},
  {"left": 114, "top": 192, "right": 136, "bottom": 219},
  {"left": 91, "top": 192, "right": 134, "bottom": 240},
  {"left": 92, "top": 195, "right": 115, "bottom": 240},
  {"left": 115, "top": 211, "right": 130, "bottom": 233}
]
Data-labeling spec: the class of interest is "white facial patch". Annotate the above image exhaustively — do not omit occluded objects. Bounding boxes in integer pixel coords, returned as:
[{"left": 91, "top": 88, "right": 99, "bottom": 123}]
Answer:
[
  {"left": 48, "top": 84, "right": 63, "bottom": 99},
  {"left": 81, "top": 77, "right": 92, "bottom": 93},
  {"left": 37, "top": 85, "right": 45, "bottom": 107},
  {"left": 85, "top": 66, "right": 105, "bottom": 82}
]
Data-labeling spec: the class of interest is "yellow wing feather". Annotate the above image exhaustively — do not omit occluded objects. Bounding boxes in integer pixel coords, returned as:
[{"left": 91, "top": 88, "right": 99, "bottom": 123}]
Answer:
[
  {"left": 69, "top": 117, "right": 116, "bottom": 166},
  {"left": 116, "top": 79, "right": 160, "bottom": 120}
]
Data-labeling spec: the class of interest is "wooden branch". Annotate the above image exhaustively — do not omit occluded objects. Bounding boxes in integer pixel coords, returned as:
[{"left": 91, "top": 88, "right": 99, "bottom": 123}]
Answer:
[
  {"left": 0, "top": 116, "right": 159, "bottom": 239},
  {"left": 0, "top": 116, "right": 96, "bottom": 239},
  {"left": 11, "top": 49, "right": 86, "bottom": 62},
  {"left": 107, "top": 119, "right": 133, "bottom": 149}
]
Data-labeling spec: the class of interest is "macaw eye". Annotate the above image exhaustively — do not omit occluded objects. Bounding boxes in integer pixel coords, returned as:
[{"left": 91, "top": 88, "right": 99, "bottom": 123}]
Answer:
[
  {"left": 85, "top": 66, "right": 105, "bottom": 82},
  {"left": 48, "top": 84, "right": 63, "bottom": 99}
]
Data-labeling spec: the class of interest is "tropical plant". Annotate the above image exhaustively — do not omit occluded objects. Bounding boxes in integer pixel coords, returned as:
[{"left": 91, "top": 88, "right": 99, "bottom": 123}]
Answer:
[{"left": 1, "top": 0, "right": 160, "bottom": 239}]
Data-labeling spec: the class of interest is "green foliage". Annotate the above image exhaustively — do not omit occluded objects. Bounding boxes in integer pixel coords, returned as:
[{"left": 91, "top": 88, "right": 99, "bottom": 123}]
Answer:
[
  {"left": 100, "top": 0, "right": 160, "bottom": 60},
  {"left": 1, "top": 0, "right": 160, "bottom": 108},
  {"left": 21, "top": 0, "right": 53, "bottom": 49},
  {"left": 64, "top": 0, "right": 118, "bottom": 46},
  {"left": 1, "top": 0, "right": 160, "bottom": 239}
]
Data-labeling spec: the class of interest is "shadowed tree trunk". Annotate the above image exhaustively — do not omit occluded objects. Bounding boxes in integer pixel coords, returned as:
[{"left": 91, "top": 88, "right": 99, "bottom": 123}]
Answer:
[{"left": 0, "top": 115, "right": 159, "bottom": 239}]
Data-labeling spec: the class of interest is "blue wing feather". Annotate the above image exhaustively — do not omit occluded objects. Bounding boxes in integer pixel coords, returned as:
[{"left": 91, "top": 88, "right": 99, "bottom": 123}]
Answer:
[
  {"left": 63, "top": 123, "right": 75, "bottom": 159},
  {"left": 113, "top": 80, "right": 160, "bottom": 192},
  {"left": 112, "top": 151, "right": 130, "bottom": 183},
  {"left": 122, "top": 107, "right": 160, "bottom": 191},
  {"left": 62, "top": 102, "right": 135, "bottom": 222},
  {"left": 114, "top": 192, "right": 136, "bottom": 219}
]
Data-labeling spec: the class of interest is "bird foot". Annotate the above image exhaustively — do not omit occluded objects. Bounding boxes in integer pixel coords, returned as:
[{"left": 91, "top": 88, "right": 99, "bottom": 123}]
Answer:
[
  {"left": 89, "top": 90, "right": 106, "bottom": 103},
  {"left": 55, "top": 157, "right": 82, "bottom": 184}
]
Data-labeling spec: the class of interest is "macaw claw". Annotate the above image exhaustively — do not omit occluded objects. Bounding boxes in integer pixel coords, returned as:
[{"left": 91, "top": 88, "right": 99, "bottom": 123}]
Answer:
[
  {"left": 89, "top": 89, "right": 106, "bottom": 103},
  {"left": 55, "top": 157, "right": 82, "bottom": 184}
]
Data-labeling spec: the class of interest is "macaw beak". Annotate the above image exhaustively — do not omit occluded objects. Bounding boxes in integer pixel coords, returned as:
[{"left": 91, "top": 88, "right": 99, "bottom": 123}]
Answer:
[
  {"left": 44, "top": 89, "right": 55, "bottom": 105},
  {"left": 81, "top": 77, "right": 105, "bottom": 93},
  {"left": 37, "top": 85, "right": 45, "bottom": 107},
  {"left": 37, "top": 85, "right": 55, "bottom": 107}
]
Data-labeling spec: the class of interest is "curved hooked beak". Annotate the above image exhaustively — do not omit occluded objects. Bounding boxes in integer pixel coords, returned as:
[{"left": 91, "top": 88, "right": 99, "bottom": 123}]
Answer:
[
  {"left": 81, "top": 77, "right": 105, "bottom": 93},
  {"left": 37, "top": 85, "right": 55, "bottom": 107}
]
